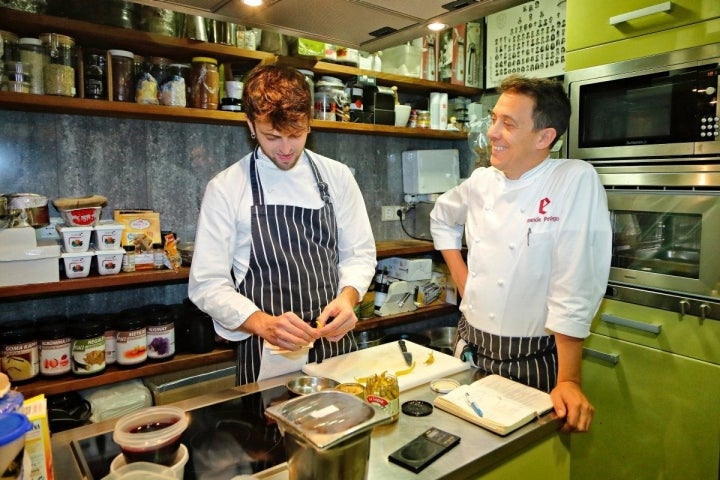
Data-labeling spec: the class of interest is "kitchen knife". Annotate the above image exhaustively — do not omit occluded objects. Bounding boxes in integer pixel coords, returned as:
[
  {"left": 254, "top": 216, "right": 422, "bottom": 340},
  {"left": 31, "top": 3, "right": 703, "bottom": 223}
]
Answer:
[{"left": 398, "top": 339, "right": 413, "bottom": 366}]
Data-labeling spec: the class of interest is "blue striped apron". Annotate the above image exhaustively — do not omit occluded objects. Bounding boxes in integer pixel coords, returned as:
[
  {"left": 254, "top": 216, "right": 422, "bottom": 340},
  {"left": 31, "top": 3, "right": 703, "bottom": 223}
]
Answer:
[
  {"left": 456, "top": 315, "right": 558, "bottom": 393},
  {"left": 234, "top": 147, "right": 356, "bottom": 385}
]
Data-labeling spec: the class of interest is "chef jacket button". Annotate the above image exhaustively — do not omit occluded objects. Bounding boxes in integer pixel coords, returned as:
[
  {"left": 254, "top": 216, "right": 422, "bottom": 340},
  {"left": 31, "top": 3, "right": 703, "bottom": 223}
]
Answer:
[
  {"left": 509, "top": 243, "right": 516, "bottom": 250},
  {"left": 471, "top": 271, "right": 477, "bottom": 277},
  {"left": 497, "top": 279, "right": 504, "bottom": 286},
  {"left": 489, "top": 313, "right": 495, "bottom": 319}
]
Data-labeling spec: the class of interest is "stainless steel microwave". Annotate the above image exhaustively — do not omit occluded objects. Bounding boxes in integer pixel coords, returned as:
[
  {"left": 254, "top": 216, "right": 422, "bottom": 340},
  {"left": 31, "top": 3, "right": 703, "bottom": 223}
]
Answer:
[{"left": 566, "top": 44, "right": 720, "bottom": 162}]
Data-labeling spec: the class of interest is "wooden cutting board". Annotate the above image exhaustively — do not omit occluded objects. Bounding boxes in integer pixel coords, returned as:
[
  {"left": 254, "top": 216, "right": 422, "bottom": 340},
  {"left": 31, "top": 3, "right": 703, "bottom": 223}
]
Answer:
[{"left": 302, "top": 341, "right": 470, "bottom": 392}]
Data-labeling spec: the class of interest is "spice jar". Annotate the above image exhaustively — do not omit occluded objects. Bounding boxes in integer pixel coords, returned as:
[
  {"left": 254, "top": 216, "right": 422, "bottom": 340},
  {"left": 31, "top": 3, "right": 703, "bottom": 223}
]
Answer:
[
  {"left": 417, "top": 109, "right": 431, "bottom": 128},
  {"left": 0, "top": 30, "right": 19, "bottom": 63},
  {"left": 115, "top": 312, "right": 147, "bottom": 366},
  {"left": 0, "top": 322, "right": 39, "bottom": 383},
  {"left": 40, "top": 33, "right": 76, "bottom": 97},
  {"left": 84, "top": 53, "right": 106, "bottom": 100},
  {"left": 71, "top": 316, "right": 106, "bottom": 376},
  {"left": 18, "top": 37, "right": 46, "bottom": 95},
  {"left": 190, "top": 56, "right": 219, "bottom": 109},
  {"left": 122, "top": 245, "right": 136, "bottom": 272},
  {"left": 38, "top": 318, "right": 72, "bottom": 377},
  {"left": 109, "top": 49, "right": 134, "bottom": 102},
  {"left": 145, "top": 304, "right": 175, "bottom": 361}
]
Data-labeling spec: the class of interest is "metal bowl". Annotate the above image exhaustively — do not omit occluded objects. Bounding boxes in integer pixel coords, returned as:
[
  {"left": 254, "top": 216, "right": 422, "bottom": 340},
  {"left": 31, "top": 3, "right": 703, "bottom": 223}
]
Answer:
[
  {"left": 177, "top": 241, "right": 194, "bottom": 266},
  {"left": 285, "top": 376, "right": 339, "bottom": 397},
  {"left": 421, "top": 327, "right": 458, "bottom": 355}
]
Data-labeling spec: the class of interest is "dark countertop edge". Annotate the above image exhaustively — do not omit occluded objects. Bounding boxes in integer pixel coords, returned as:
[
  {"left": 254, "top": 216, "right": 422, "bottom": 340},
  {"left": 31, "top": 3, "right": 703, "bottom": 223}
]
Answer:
[{"left": 51, "top": 371, "right": 563, "bottom": 479}]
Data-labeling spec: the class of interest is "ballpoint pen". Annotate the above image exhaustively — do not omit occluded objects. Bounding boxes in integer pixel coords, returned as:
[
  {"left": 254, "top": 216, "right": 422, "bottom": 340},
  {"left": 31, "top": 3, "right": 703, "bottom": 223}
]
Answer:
[{"left": 465, "top": 392, "right": 483, "bottom": 417}]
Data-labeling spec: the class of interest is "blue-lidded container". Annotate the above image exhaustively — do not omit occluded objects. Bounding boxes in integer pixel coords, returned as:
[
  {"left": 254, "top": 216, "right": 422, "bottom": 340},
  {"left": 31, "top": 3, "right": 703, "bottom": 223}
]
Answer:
[{"left": 0, "top": 412, "right": 32, "bottom": 479}]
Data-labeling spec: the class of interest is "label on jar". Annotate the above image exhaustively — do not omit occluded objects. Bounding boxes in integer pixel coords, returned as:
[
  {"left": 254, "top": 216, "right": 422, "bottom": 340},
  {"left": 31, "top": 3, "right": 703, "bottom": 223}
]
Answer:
[
  {"left": 72, "top": 335, "right": 106, "bottom": 375},
  {"left": 40, "top": 336, "right": 72, "bottom": 376},
  {"left": 1, "top": 340, "right": 40, "bottom": 382},
  {"left": 105, "top": 329, "right": 117, "bottom": 365},
  {"left": 147, "top": 323, "right": 175, "bottom": 359},
  {"left": 116, "top": 327, "right": 147, "bottom": 365}
]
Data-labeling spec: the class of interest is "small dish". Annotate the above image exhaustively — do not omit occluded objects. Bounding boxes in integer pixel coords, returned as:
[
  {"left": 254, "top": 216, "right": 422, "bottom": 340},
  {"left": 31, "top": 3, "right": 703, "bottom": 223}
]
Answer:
[{"left": 286, "top": 376, "right": 339, "bottom": 397}]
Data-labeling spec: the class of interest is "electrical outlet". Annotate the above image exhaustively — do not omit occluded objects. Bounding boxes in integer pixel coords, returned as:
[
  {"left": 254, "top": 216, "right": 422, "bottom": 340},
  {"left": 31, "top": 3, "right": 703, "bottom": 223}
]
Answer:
[{"left": 381, "top": 205, "right": 402, "bottom": 221}]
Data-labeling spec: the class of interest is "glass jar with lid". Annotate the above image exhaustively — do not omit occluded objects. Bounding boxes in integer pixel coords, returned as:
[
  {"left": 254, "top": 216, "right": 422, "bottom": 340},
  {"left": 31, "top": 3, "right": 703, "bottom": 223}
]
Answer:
[
  {"left": 159, "top": 64, "right": 186, "bottom": 107},
  {"left": 0, "top": 29, "right": 19, "bottom": 63},
  {"left": 40, "top": 32, "right": 76, "bottom": 97},
  {"left": 84, "top": 52, "right": 106, "bottom": 100},
  {"left": 190, "top": 56, "right": 219, "bottom": 109},
  {"left": 18, "top": 37, "right": 46, "bottom": 95},
  {"left": 109, "top": 49, "right": 134, "bottom": 102}
]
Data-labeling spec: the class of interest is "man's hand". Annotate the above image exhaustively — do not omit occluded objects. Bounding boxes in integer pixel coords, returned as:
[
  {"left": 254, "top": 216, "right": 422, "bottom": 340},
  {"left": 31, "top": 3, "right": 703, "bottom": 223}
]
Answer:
[
  {"left": 550, "top": 380, "right": 595, "bottom": 432},
  {"left": 316, "top": 287, "right": 359, "bottom": 341},
  {"left": 242, "top": 310, "right": 319, "bottom": 350}
]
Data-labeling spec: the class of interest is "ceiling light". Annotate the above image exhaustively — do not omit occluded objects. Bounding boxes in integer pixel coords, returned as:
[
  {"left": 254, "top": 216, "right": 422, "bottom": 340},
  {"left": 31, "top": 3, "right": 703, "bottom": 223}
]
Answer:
[
  {"left": 242, "top": 0, "right": 262, "bottom": 6},
  {"left": 427, "top": 22, "right": 447, "bottom": 31}
]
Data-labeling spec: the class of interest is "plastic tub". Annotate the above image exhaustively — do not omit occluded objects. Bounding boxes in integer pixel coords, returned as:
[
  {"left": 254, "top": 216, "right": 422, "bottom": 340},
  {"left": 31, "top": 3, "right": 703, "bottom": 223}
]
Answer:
[
  {"left": 95, "top": 248, "right": 124, "bottom": 275},
  {"left": 61, "top": 250, "right": 94, "bottom": 278},
  {"left": 59, "top": 207, "right": 102, "bottom": 226},
  {"left": 110, "top": 444, "right": 188, "bottom": 480},
  {"left": 0, "top": 412, "right": 32, "bottom": 480},
  {"left": 113, "top": 406, "right": 188, "bottom": 467},
  {"left": 56, "top": 224, "right": 93, "bottom": 253},
  {"left": 93, "top": 221, "right": 125, "bottom": 250}
]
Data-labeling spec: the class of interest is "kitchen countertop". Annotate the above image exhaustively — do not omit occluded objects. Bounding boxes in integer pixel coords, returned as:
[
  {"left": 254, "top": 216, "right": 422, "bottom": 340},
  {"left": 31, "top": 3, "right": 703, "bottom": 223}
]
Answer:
[{"left": 50, "top": 369, "right": 564, "bottom": 479}]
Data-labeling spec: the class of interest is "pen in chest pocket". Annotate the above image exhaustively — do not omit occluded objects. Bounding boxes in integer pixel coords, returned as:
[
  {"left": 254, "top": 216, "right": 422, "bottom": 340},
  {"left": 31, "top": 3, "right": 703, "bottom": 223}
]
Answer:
[{"left": 527, "top": 227, "right": 531, "bottom": 246}]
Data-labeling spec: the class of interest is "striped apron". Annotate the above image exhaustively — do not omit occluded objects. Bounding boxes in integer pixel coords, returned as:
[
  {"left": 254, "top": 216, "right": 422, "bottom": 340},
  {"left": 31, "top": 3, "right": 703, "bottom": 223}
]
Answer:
[
  {"left": 456, "top": 315, "right": 558, "bottom": 393},
  {"left": 234, "top": 148, "right": 356, "bottom": 385}
]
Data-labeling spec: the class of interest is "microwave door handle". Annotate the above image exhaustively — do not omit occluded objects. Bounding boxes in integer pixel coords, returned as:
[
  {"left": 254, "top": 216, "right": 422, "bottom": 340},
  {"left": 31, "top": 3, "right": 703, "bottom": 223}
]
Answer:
[{"left": 609, "top": 1, "right": 673, "bottom": 25}]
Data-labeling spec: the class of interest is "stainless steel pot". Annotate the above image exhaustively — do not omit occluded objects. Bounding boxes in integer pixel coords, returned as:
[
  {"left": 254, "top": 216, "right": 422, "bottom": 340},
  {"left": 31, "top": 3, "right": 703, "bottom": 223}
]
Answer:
[{"left": 2, "top": 193, "right": 49, "bottom": 228}]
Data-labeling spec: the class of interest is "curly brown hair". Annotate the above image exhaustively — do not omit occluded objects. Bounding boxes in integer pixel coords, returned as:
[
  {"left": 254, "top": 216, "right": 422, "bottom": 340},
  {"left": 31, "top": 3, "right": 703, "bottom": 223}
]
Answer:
[{"left": 242, "top": 65, "right": 312, "bottom": 134}]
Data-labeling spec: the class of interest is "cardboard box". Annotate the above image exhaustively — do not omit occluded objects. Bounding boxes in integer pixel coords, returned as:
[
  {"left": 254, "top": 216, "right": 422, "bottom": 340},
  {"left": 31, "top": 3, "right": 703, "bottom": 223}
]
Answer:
[
  {"left": 0, "top": 245, "right": 60, "bottom": 287},
  {"left": 22, "top": 395, "right": 54, "bottom": 480},
  {"left": 113, "top": 209, "right": 162, "bottom": 248},
  {"left": 464, "top": 21, "right": 484, "bottom": 88},
  {"left": 378, "top": 256, "right": 433, "bottom": 281},
  {"left": 421, "top": 33, "right": 439, "bottom": 81}
]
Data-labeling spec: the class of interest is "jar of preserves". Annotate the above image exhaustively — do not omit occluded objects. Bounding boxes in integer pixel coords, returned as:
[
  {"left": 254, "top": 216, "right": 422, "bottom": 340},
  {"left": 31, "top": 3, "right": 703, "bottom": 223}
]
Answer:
[
  {"left": 190, "top": 56, "right": 219, "bottom": 109},
  {"left": 84, "top": 52, "right": 106, "bottom": 100},
  {"left": 109, "top": 49, "right": 134, "bottom": 102},
  {"left": 0, "top": 321, "right": 39, "bottom": 383},
  {"left": 18, "top": 37, "right": 46, "bottom": 95},
  {"left": 71, "top": 316, "right": 106, "bottom": 376},
  {"left": 37, "top": 317, "right": 71, "bottom": 377},
  {"left": 145, "top": 304, "right": 175, "bottom": 361},
  {"left": 115, "top": 312, "right": 147, "bottom": 366},
  {"left": 40, "top": 33, "right": 76, "bottom": 97}
]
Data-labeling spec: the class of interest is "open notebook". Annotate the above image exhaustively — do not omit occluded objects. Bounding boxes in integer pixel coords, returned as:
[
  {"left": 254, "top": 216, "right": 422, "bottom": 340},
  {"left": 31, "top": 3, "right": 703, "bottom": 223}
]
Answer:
[{"left": 433, "top": 374, "right": 554, "bottom": 436}]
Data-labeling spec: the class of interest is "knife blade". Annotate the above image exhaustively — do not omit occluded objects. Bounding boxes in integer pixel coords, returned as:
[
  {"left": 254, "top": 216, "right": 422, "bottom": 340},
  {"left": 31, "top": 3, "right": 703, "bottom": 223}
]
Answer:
[{"left": 398, "top": 339, "right": 413, "bottom": 366}]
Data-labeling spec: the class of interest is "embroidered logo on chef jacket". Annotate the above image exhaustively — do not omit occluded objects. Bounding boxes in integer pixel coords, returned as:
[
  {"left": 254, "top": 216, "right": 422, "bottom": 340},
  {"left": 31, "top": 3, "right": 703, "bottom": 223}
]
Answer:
[
  {"left": 526, "top": 196, "right": 559, "bottom": 224},
  {"left": 538, "top": 197, "right": 551, "bottom": 215}
]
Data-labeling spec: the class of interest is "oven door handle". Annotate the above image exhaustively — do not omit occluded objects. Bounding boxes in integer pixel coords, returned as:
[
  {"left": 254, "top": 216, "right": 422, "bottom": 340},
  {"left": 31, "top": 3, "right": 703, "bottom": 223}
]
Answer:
[{"left": 601, "top": 313, "right": 662, "bottom": 335}]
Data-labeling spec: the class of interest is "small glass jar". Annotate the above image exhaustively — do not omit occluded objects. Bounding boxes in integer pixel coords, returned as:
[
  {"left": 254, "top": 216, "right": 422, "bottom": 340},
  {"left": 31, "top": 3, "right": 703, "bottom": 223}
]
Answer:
[
  {"left": 159, "top": 64, "right": 186, "bottom": 107},
  {"left": 365, "top": 372, "right": 400, "bottom": 422},
  {"left": 122, "top": 245, "right": 135, "bottom": 272},
  {"left": 37, "top": 317, "right": 72, "bottom": 377},
  {"left": 145, "top": 304, "right": 175, "bottom": 361},
  {"left": 417, "top": 109, "right": 431, "bottom": 129},
  {"left": 0, "top": 30, "right": 19, "bottom": 63},
  {"left": 71, "top": 316, "right": 106, "bottom": 376},
  {"left": 0, "top": 322, "right": 39, "bottom": 383},
  {"left": 115, "top": 312, "right": 147, "bottom": 366},
  {"left": 84, "top": 53, "right": 106, "bottom": 100},
  {"left": 40, "top": 33, "right": 76, "bottom": 97},
  {"left": 109, "top": 49, "right": 135, "bottom": 102},
  {"left": 190, "top": 56, "right": 219, "bottom": 109},
  {"left": 149, "top": 56, "right": 172, "bottom": 86},
  {"left": 152, "top": 243, "right": 165, "bottom": 268},
  {"left": 18, "top": 37, "right": 46, "bottom": 95}
]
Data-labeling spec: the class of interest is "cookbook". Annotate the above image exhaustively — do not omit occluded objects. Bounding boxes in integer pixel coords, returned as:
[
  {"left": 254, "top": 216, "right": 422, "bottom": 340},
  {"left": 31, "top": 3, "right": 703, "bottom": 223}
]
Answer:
[{"left": 433, "top": 374, "right": 554, "bottom": 436}]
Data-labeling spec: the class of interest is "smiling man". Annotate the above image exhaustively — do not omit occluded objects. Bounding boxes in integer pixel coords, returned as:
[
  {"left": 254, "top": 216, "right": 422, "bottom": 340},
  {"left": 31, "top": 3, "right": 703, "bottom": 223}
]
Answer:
[
  {"left": 430, "top": 75, "right": 612, "bottom": 433},
  {"left": 189, "top": 65, "right": 376, "bottom": 385}
]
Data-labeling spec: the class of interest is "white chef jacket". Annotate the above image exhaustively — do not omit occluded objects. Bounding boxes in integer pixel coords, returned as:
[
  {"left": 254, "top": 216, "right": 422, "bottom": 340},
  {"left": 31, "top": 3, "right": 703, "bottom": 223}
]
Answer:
[
  {"left": 188, "top": 148, "right": 377, "bottom": 341},
  {"left": 430, "top": 158, "right": 612, "bottom": 338}
]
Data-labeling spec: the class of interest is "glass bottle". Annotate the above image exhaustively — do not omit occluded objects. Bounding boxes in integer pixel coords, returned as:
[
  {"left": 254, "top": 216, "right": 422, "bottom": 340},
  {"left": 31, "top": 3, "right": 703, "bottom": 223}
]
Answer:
[
  {"left": 84, "top": 53, "right": 105, "bottom": 100},
  {"left": 122, "top": 245, "right": 136, "bottom": 272}
]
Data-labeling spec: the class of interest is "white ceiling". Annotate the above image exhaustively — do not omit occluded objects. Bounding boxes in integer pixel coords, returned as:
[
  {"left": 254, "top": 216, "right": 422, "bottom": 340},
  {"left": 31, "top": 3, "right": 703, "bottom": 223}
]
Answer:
[{"left": 129, "top": 0, "right": 527, "bottom": 51}]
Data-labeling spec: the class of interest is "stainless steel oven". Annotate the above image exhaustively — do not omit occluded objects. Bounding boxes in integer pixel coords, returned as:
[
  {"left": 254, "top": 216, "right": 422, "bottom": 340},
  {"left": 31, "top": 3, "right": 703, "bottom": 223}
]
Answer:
[
  {"left": 566, "top": 44, "right": 720, "bottom": 162},
  {"left": 599, "top": 164, "right": 720, "bottom": 321}
]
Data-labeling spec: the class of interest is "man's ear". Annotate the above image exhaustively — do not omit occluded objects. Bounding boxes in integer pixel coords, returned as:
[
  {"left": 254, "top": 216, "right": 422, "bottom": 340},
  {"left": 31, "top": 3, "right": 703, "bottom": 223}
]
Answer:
[{"left": 537, "top": 127, "right": 557, "bottom": 149}]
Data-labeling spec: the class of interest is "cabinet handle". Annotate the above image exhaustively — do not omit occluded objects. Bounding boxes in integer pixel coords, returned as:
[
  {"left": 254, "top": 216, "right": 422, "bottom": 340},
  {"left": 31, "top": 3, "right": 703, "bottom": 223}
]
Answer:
[
  {"left": 679, "top": 299, "right": 690, "bottom": 316},
  {"left": 601, "top": 313, "right": 661, "bottom": 335},
  {"left": 583, "top": 347, "right": 619, "bottom": 365},
  {"left": 699, "top": 303, "right": 710, "bottom": 323},
  {"left": 609, "top": 1, "right": 672, "bottom": 25}
]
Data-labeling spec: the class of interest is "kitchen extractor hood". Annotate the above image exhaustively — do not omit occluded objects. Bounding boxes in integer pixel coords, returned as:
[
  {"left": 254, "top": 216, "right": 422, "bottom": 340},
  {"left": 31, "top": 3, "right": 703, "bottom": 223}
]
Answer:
[{"left": 128, "top": 0, "right": 526, "bottom": 51}]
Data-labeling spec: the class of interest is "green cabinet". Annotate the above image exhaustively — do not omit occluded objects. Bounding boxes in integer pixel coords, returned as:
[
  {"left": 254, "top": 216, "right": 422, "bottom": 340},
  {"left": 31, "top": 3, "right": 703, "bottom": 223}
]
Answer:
[
  {"left": 571, "top": 301, "right": 720, "bottom": 480},
  {"left": 565, "top": 0, "right": 720, "bottom": 70}
]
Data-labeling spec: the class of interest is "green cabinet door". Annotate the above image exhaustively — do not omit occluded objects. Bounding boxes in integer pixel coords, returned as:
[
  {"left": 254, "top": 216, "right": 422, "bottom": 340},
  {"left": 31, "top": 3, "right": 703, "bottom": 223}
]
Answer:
[{"left": 571, "top": 333, "right": 720, "bottom": 480}]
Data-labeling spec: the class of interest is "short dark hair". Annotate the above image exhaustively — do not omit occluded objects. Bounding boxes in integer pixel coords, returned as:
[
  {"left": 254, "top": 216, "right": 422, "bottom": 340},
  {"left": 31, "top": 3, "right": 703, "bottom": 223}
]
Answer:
[
  {"left": 498, "top": 75, "right": 570, "bottom": 147},
  {"left": 242, "top": 65, "right": 312, "bottom": 132}
]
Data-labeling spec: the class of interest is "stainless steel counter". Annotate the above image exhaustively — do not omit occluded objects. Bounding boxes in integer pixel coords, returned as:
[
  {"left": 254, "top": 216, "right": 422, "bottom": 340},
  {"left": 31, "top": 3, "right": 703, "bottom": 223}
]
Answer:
[{"left": 51, "top": 369, "right": 564, "bottom": 479}]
